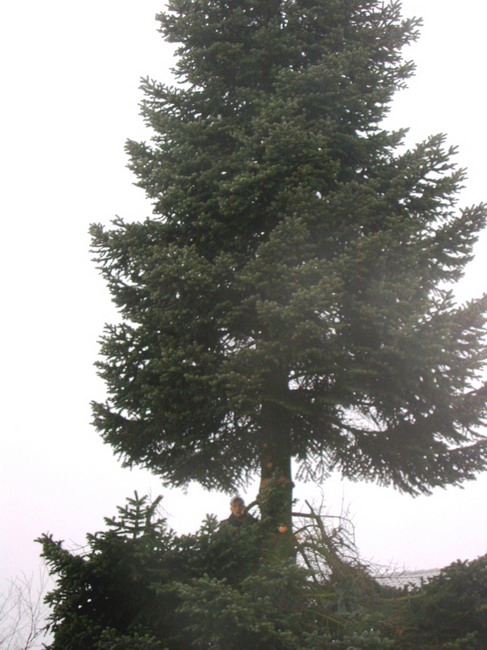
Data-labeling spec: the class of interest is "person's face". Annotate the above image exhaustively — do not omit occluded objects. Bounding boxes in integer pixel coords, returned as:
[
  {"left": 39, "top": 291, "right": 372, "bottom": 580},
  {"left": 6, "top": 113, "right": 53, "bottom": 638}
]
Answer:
[{"left": 231, "top": 500, "right": 245, "bottom": 518}]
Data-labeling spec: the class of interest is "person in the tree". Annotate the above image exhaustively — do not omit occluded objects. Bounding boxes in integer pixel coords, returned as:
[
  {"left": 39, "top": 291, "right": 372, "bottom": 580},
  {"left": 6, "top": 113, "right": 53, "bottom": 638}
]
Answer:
[{"left": 222, "top": 496, "right": 257, "bottom": 528}]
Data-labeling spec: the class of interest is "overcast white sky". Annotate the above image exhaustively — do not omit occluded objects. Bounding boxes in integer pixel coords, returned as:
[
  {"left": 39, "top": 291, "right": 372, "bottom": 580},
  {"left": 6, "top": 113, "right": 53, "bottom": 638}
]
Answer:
[{"left": 1, "top": 0, "right": 486, "bottom": 599}]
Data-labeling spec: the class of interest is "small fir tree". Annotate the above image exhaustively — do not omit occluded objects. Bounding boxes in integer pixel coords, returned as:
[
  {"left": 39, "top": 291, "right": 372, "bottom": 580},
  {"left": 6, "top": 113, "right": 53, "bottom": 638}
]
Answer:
[
  {"left": 91, "top": 0, "right": 487, "bottom": 525},
  {"left": 38, "top": 494, "right": 176, "bottom": 649}
]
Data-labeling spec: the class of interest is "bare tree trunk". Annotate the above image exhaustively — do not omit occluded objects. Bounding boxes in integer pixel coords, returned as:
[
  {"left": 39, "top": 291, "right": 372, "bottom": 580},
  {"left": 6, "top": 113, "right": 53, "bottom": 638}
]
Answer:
[{"left": 258, "top": 371, "right": 295, "bottom": 558}]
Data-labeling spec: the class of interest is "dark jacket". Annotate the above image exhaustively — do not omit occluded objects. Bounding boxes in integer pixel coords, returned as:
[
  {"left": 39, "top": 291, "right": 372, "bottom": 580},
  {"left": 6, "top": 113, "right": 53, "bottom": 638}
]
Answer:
[{"left": 221, "top": 512, "right": 258, "bottom": 528}]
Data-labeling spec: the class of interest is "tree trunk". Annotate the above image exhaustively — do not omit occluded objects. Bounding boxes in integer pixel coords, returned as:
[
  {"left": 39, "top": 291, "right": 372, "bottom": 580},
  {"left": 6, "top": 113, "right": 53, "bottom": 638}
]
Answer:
[{"left": 258, "top": 371, "right": 294, "bottom": 536}]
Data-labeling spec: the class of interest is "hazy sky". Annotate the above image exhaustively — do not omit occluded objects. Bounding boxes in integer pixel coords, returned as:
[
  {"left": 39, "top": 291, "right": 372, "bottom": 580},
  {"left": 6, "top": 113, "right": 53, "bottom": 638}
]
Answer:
[{"left": 1, "top": 0, "right": 486, "bottom": 598}]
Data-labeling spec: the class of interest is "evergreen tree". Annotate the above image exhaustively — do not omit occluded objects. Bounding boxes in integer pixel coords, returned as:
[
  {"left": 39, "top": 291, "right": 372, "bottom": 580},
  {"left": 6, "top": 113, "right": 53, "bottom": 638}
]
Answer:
[
  {"left": 38, "top": 495, "right": 175, "bottom": 649},
  {"left": 401, "top": 555, "right": 487, "bottom": 649},
  {"left": 39, "top": 494, "right": 487, "bottom": 648},
  {"left": 37, "top": 494, "right": 348, "bottom": 650},
  {"left": 91, "top": 0, "right": 487, "bottom": 523}
]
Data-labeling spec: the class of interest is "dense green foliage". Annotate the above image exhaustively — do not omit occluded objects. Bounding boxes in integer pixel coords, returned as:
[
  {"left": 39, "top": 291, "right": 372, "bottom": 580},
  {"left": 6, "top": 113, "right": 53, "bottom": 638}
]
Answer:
[
  {"left": 91, "top": 0, "right": 487, "bottom": 511},
  {"left": 39, "top": 494, "right": 487, "bottom": 649},
  {"left": 38, "top": 494, "right": 337, "bottom": 649},
  {"left": 400, "top": 556, "right": 487, "bottom": 649}
]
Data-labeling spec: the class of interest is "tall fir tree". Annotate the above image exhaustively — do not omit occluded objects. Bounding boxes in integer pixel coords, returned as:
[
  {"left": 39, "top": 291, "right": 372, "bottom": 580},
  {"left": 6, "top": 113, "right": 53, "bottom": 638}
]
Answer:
[{"left": 91, "top": 0, "right": 487, "bottom": 524}]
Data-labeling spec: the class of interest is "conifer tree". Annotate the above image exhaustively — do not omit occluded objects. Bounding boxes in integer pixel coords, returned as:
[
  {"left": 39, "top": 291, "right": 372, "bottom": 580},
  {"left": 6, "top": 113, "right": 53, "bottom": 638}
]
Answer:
[
  {"left": 39, "top": 495, "right": 487, "bottom": 648},
  {"left": 91, "top": 0, "right": 487, "bottom": 523}
]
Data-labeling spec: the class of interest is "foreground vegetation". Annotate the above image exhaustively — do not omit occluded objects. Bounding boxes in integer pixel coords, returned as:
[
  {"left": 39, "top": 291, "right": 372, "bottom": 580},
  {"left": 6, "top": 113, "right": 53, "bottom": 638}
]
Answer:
[{"left": 38, "top": 494, "right": 487, "bottom": 649}]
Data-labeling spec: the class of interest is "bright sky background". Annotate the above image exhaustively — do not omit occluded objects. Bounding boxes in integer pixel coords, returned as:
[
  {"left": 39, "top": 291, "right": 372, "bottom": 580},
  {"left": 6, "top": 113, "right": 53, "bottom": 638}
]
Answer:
[{"left": 1, "top": 0, "right": 486, "bottom": 605}]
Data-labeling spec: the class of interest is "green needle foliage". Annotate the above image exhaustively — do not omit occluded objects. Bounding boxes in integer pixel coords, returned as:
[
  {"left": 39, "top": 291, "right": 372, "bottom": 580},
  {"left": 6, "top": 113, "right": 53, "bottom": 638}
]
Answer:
[
  {"left": 91, "top": 1, "right": 487, "bottom": 516},
  {"left": 37, "top": 494, "right": 341, "bottom": 649},
  {"left": 38, "top": 494, "right": 487, "bottom": 649}
]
